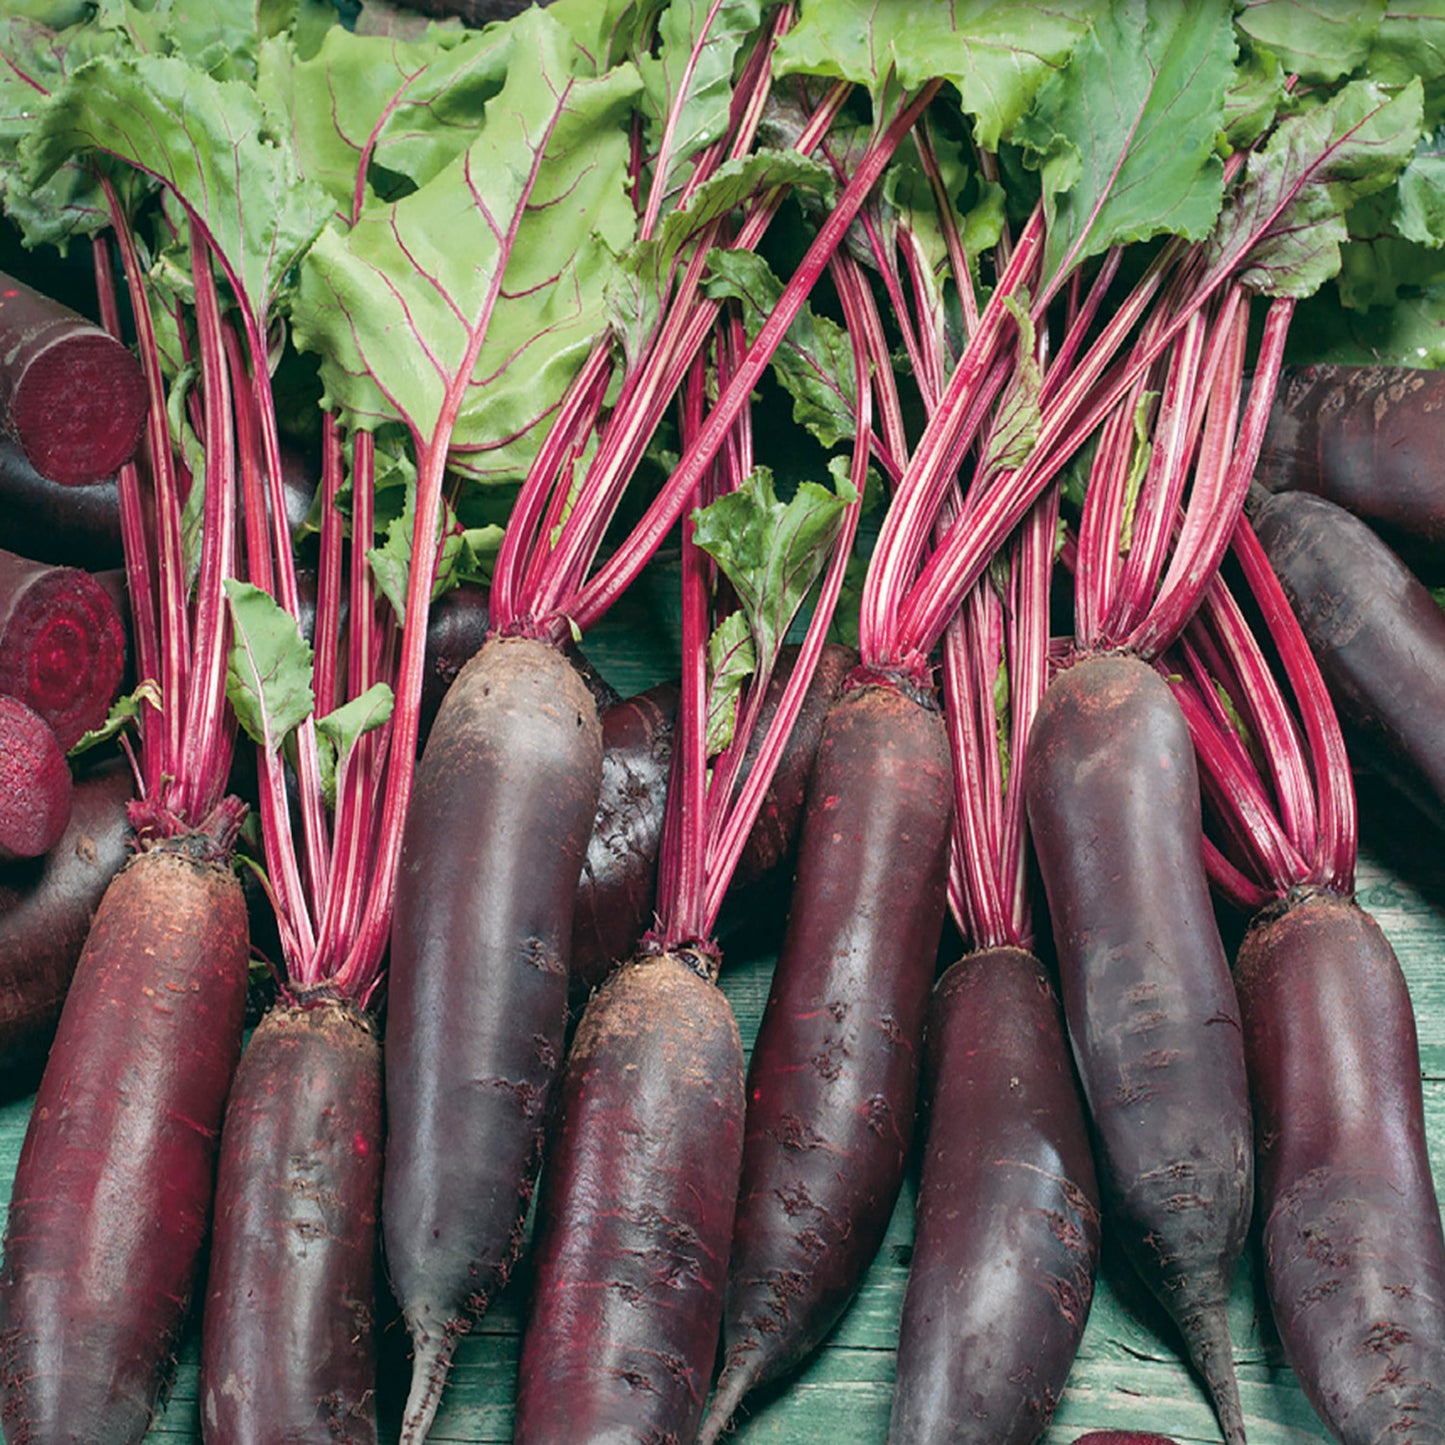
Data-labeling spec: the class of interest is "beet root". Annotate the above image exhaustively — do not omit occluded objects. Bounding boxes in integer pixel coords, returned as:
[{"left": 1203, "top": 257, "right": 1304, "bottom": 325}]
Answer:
[
  {"left": 383, "top": 634, "right": 603, "bottom": 1442},
  {"left": 0, "top": 845, "right": 248, "bottom": 1443},
  {"left": 701, "top": 680, "right": 953, "bottom": 1442},
  {"left": 200, "top": 998, "right": 383, "bottom": 1445},
  {"left": 0, "top": 549, "right": 126, "bottom": 751},
  {"left": 1024, "top": 653, "right": 1252, "bottom": 1445},
  {"left": 513, "top": 949, "right": 745, "bottom": 1445},
  {"left": 0, "top": 696, "right": 71, "bottom": 863},
  {"left": 1235, "top": 890, "right": 1445, "bottom": 1442},
  {"left": 889, "top": 947, "right": 1101, "bottom": 1444},
  {"left": 0, "top": 758, "right": 133, "bottom": 1083}
]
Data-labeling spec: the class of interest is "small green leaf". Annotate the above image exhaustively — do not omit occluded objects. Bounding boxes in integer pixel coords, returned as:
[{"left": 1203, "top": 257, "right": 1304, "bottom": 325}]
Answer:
[
  {"left": 366, "top": 484, "right": 466, "bottom": 622},
  {"left": 691, "top": 460, "right": 856, "bottom": 679},
  {"left": 980, "top": 295, "right": 1041, "bottom": 474},
  {"left": 67, "top": 680, "right": 162, "bottom": 758},
  {"left": 1118, "top": 390, "right": 1157, "bottom": 556},
  {"left": 705, "top": 609, "right": 756, "bottom": 757},
  {"left": 223, "top": 579, "right": 315, "bottom": 753},
  {"left": 314, "top": 681, "right": 394, "bottom": 809}
]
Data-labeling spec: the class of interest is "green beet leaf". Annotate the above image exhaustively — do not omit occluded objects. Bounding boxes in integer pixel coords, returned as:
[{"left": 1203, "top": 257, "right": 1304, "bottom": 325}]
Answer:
[
  {"left": 223, "top": 579, "right": 316, "bottom": 755},
  {"left": 315, "top": 681, "right": 395, "bottom": 809},
  {"left": 24, "top": 49, "right": 332, "bottom": 328},
  {"left": 1013, "top": 0, "right": 1233, "bottom": 284},
  {"left": 774, "top": 0, "right": 1102, "bottom": 150},
  {"left": 1205, "top": 77, "right": 1425, "bottom": 298},
  {"left": 1234, "top": 0, "right": 1384, "bottom": 84},
  {"left": 1370, "top": 0, "right": 1445, "bottom": 127},
  {"left": 705, "top": 609, "right": 757, "bottom": 758},
  {"left": 691, "top": 459, "right": 856, "bottom": 684},
  {"left": 67, "top": 680, "right": 164, "bottom": 758},
  {"left": 292, "top": 6, "right": 640, "bottom": 483}
]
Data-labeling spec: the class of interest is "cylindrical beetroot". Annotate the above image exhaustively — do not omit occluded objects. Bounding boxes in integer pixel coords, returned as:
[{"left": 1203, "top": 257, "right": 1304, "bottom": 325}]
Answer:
[
  {"left": 702, "top": 680, "right": 953, "bottom": 1440},
  {"left": 0, "top": 758, "right": 133, "bottom": 1081},
  {"left": 889, "top": 947, "right": 1100, "bottom": 1444},
  {"left": 0, "top": 272, "right": 147, "bottom": 487},
  {"left": 1249, "top": 486, "right": 1445, "bottom": 832},
  {"left": 0, "top": 696, "right": 71, "bottom": 863},
  {"left": 200, "top": 999, "right": 383, "bottom": 1445},
  {"left": 0, "top": 439, "right": 124, "bottom": 570},
  {"left": 1235, "top": 890, "right": 1445, "bottom": 1442},
  {"left": 0, "top": 549, "right": 126, "bottom": 750},
  {"left": 1256, "top": 364, "right": 1445, "bottom": 578},
  {"left": 384, "top": 635, "right": 603, "bottom": 1441},
  {"left": 514, "top": 949, "right": 745, "bottom": 1445},
  {"left": 1025, "top": 653, "right": 1252, "bottom": 1445},
  {"left": 0, "top": 845, "right": 249, "bottom": 1443}
]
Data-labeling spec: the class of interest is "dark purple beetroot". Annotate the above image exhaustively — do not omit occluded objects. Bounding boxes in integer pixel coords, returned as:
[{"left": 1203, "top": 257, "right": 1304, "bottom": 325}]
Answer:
[
  {"left": 513, "top": 948, "right": 745, "bottom": 1445},
  {"left": 702, "top": 680, "right": 953, "bottom": 1441},
  {"left": 1024, "top": 653, "right": 1251, "bottom": 1445},
  {"left": 201, "top": 998, "right": 383, "bottom": 1445},
  {"left": 1249, "top": 486, "right": 1445, "bottom": 833},
  {"left": 1235, "top": 890, "right": 1445, "bottom": 1442},
  {"left": 1071, "top": 1435, "right": 1181, "bottom": 1444},
  {"left": 383, "top": 635, "right": 603, "bottom": 1441},
  {"left": 0, "top": 696, "right": 71, "bottom": 863},
  {"left": 889, "top": 947, "right": 1101, "bottom": 1444},
  {"left": 0, "top": 757, "right": 133, "bottom": 1083},
  {"left": 0, "top": 845, "right": 249, "bottom": 1443},
  {"left": 0, "top": 439, "right": 124, "bottom": 570},
  {"left": 0, "top": 272, "right": 147, "bottom": 487},
  {"left": 0, "top": 548, "right": 126, "bottom": 751},
  {"left": 1256, "top": 364, "right": 1445, "bottom": 579}
]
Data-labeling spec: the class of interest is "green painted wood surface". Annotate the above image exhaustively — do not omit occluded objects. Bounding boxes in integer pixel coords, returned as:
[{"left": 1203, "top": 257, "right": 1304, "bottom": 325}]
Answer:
[{"left": 0, "top": 597, "right": 1439, "bottom": 1443}]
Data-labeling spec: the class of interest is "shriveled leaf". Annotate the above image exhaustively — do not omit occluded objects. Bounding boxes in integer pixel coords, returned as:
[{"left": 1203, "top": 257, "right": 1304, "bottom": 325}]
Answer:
[
  {"left": 703, "top": 249, "right": 857, "bottom": 449},
  {"left": 691, "top": 460, "right": 856, "bottom": 676},
  {"left": 1234, "top": 0, "right": 1383, "bottom": 84},
  {"left": 1205, "top": 77, "right": 1425, "bottom": 297},
  {"left": 67, "top": 680, "right": 163, "bottom": 757},
  {"left": 292, "top": 9, "right": 639, "bottom": 482},
  {"left": 1013, "top": 0, "right": 1232, "bottom": 282},
  {"left": 25, "top": 50, "right": 333, "bottom": 324},
  {"left": 774, "top": 0, "right": 1103, "bottom": 151},
  {"left": 636, "top": 0, "right": 761, "bottom": 224},
  {"left": 705, "top": 609, "right": 755, "bottom": 757},
  {"left": 223, "top": 579, "right": 316, "bottom": 753},
  {"left": 315, "top": 681, "right": 394, "bottom": 808}
]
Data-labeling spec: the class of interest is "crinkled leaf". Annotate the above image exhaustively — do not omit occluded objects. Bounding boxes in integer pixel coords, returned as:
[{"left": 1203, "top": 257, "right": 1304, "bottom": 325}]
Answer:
[
  {"left": 705, "top": 608, "right": 755, "bottom": 757},
  {"left": 703, "top": 249, "right": 857, "bottom": 450},
  {"left": 637, "top": 0, "right": 761, "bottom": 224},
  {"left": 690, "top": 461, "right": 856, "bottom": 677},
  {"left": 980, "top": 295, "right": 1041, "bottom": 473},
  {"left": 1233, "top": 0, "right": 1383, "bottom": 84},
  {"left": 25, "top": 50, "right": 333, "bottom": 325},
  {"left": 67, "top": 680, "right": 163, "bottom": 758},
  {"left": 1013, "top": 0, "right": 1232, "bottom": 282},
  {"left": 223, "top": 579, "right": 316, "bottom": 753},
  {"left": 0, "top": 16, "right": 121, "bottom": 248},
  {"left": 94, "top": 0, "right": 275, "bottom": 83},
  {"left": 314, "top": 681, "right": 394, "bottom": 809},
  {"left": 1205, "top": 77, "right": 1426, "bottom": 298},
  {"left": 1372, "top": 0, "right": 1445, "bottom": 127},
  {"left": 1223, "top": 38, "right": 1285, "bottom": 150},
  {"left": 774, "top": 0, "right": 1102, "bottom": 150},
  {"left": 292, "top": 10, "right": 640, "bottom": 482}
]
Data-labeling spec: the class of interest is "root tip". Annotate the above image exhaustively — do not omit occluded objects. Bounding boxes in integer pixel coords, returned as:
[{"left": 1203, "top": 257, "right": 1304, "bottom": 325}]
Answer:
[
  {"left": 399, "top": 1330, "right": 460, "bottom": 1445},
  {"left": 698, "top": 1357, "right": 759, "bottom": 1445}
]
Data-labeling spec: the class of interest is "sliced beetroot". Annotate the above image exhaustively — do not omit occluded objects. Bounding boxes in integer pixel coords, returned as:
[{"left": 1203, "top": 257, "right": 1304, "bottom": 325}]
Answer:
[
  {"left": 0, "top": 549, "right": 126, "bottom": 751},
  {"left": 0, "top": 696, "right": 71, "bottom": 863},
  {"left": 0, "top": 272, "right": 147, "bottom": 487}
]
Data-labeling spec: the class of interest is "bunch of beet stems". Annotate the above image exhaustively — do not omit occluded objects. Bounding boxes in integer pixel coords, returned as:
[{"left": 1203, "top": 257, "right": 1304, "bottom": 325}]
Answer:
[
  {"left": 1160, "top": 514, "right": 1445, "bottom": 1442},
  {"left": 888, "top": 392, "right": 1101, "bottom": 1443},
  {"left": 380, "top": 26, "right": 944, "bottom": 1440},
  {"left": 514, "top": 295, "right": 866, "bottom": 1445},
  {"left": 0, "top": 196, "right": 252, "bottom": 1442},
  {"left": 197, "top": 400, "right": 397, "bottom": 1442}
]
